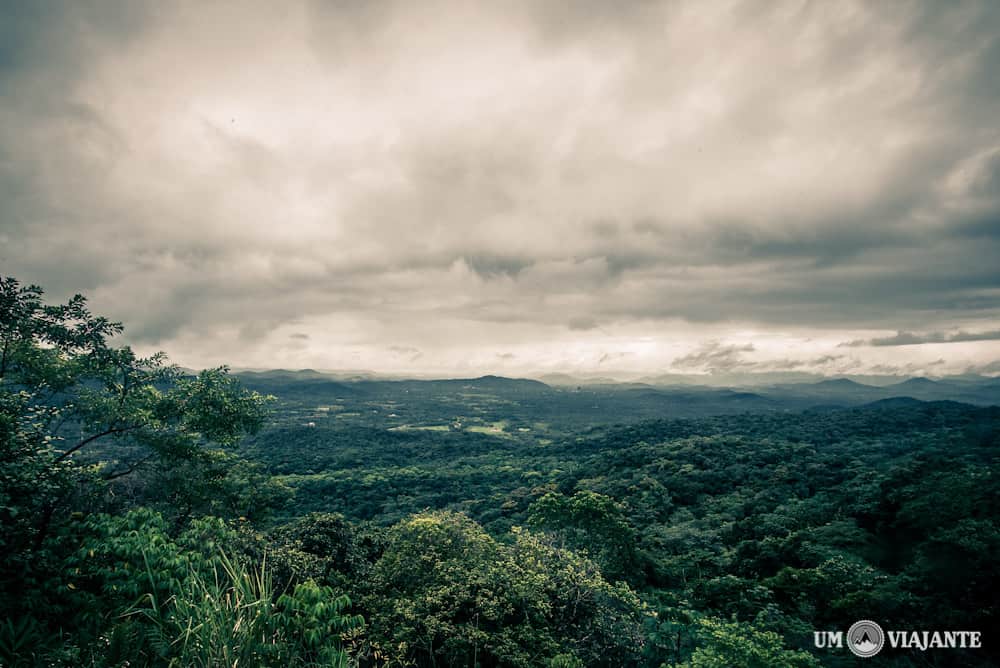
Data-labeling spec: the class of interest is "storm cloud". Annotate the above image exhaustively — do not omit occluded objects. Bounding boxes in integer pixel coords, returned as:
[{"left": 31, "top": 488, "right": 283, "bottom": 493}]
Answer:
[
  {"left": 2, "top": 0, "right": 999, "bottom": 376},
  {"left": 841, "top": 329, "right": 1000, "bottom": 347}
]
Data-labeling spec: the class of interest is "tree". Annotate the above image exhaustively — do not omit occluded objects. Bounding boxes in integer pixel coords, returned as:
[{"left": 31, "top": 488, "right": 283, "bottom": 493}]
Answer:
[
  {"left": 668, "top": 618, "right": 819, "bottom": 668},
  {"left": 528, "top": 490, "right": 640, "bottom": 582},
  {"left": 66, "top": 509, "right": 362, "bottom": 667},
  {"left": 364, "top": 510, "right": 647, "bottom": 667},
  {"left": 267, "top": 512, "right": 367, "bottom": 591},
  {"left": 0, "top": 276, "right": 270, "bottom": 624}
]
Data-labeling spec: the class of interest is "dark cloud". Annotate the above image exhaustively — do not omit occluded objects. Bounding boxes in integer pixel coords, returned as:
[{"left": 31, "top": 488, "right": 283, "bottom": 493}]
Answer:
[
  {"left": 841, "top": 329, "right": 1000, "bottom": 348},
  {"left": 673, "top": 342, "right": 756, "bottom": 373},
  {"left": 462, "top": 255, "right": 534, "bottom": 280},
  {"left": 968, "top": 359, "right": 1000, "bottom": 375},
  {"left": 568, "top": 316, "right": 599, "bottom": 331},
  {"left": 598, "top": 351, "right": 634, "bottom": 366}
]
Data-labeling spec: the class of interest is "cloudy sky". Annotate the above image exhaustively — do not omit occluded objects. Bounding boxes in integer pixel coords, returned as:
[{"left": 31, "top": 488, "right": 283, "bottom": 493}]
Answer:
[{"left": 2, "top": 0, "right": 999, "bottom": 379}]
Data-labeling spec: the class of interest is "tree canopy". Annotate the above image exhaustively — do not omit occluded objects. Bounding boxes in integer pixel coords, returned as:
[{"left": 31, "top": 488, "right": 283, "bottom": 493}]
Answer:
[{"left": 0, "top": 276, "right": 279, "bottom": 659}]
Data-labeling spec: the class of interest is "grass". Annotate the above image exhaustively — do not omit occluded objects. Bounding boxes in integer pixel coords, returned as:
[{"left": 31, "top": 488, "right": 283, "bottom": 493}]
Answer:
[
  {"left": 124, "top": 551, "right": 357, "bottom": 668},
  {"left": 387, "top": 424, "right": 451, "bottom": 432}
]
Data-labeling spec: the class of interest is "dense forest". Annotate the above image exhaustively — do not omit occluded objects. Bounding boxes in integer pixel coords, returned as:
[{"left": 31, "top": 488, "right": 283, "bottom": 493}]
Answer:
[{"left": 2, "top": 276, "right": 998, "bottom": 667}]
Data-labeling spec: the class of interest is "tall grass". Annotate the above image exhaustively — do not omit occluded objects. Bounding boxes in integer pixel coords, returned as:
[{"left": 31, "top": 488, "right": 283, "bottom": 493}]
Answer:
[{"left": 126, "top": 550, "right": 359, "bottom": 667}]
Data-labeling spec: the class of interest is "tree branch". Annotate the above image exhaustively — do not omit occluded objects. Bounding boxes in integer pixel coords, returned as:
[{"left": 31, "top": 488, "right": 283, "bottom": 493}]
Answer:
[
  {"left": 102, "top": 453, "right": 154, "bottom": 481},
  {"left": 54, "top": 425, "right": 140, "bottom": 463},
  {"left": 118, "top": 359, "right": 130, "bottom": 409}
]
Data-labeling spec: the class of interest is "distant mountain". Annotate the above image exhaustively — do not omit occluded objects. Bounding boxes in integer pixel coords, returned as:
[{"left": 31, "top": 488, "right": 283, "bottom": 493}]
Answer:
[
  {"left": 237, "top": 368, "right": 334, "bottom": 381},
  {"left": 234, "top": 371, "right": 360, "bottom": 401},
  {"left": 634, "top": 373, "right": 704, "bottom": 386},
  {"left": 639, "top": 371, "right": 834, "bottom": 387},
  {"left": 811, "top": 378, "right": 875, "bottom": 390},
  {"left": 536, "top": 373, "right": 582, "bottom": 386},
  {"left": 862, "top": 396, "right": 926, "bottom": 409},
  {"left": 838, "top": 374, "right": 909, "bottom": 387},
  {"left": 761, "top": 375, "right": 1000, "bottom": 408},
  {"left": 537, "top": 373, "right": 623, "bottom": 386},
  {"left": 759, "top": 378, "right": 884, "bottom": 406},
  {"left": 231, "top": 369, "right": 1000, "bottom": 413},
  {"left": 348, "top": 375, "right": 553, "bottom": 398},
  {"left": 609, "top": 386, "right": 781, "bottom": 416},
  {"left": 891, "top": 377, "right": 939, "bottom": 389},
  {"left": 462, "top": 375, "right": 551, "bottom": 392}
]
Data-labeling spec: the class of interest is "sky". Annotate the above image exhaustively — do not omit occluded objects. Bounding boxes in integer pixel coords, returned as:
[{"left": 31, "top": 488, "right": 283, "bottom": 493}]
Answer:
[{"left": 2, "top": 0, "right": 999, "bottom": 380}]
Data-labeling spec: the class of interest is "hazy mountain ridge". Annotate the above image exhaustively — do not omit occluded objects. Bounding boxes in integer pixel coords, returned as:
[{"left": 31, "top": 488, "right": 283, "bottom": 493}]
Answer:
[{"left": 232, "top": 369, "right": 1000, "bottom": 426}]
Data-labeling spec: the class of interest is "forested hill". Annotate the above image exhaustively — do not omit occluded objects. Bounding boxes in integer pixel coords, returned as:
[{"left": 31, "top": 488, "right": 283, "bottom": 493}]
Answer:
[
  {"left": 239, "top": 395, "right": 999, "bottom": 666},
  {"left": 246, "top": 396, "right": 1000, "bottom": 532},
  {"left": 233, "top": 370, "right": 1000, "bottom": 429}
]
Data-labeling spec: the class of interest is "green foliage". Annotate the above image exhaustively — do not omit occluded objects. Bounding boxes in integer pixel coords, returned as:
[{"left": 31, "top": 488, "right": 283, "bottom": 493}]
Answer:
[
  {"left": 267, "top": 512, "right": 368, "bottom": 591},
  {"left": 0, "top": 276, "right": 270, "bottom": 481},
  {"left": 0, "top": 276, "right": 121, "bottom": 386},
  {"left": 668, "top": 618, "right": 819, "bottom": 668},
  {"left": 0, "top": 388, "right": 95, "bottom": 621},
  {"left": 365, "top": 510, "right": 647, "bottom": 667},
  {"left": 251, "top": 397, "right": 1000, "bottom": 665},
  {"left": 528, "top": 490, "right": 640, "bottom": 582},
  {"left": 365, "top": 511, "right": 520, "bottom": 666},
  {"left": 274, "top": 580, "right": 364, "bottom": 664},
  {"left": 548, "top": 653, "right": 584, "bottom": 668},
  {"left": 509, "top": 528, "right": 649, "bottom": 667},
  {"left": 0, "top": 276, "right": 274, "bottom": 664},
  {"left": 127, "top": 550, "right": 362, "bottom": 667},
  {"left": 0, "top": 616, "right": 47, "bottom": 667},
  {"left": 71, "top": 509, "right": 238, "bottom": 617},
  {"left": 137, "top": 448, "right": 291, "bottom": 526}
]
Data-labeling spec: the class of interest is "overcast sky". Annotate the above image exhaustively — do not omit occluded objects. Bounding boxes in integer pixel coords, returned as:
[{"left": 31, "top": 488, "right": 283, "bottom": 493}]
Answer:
[{"left": 2, "top": 0, "right": 999, "bottom": 379}]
